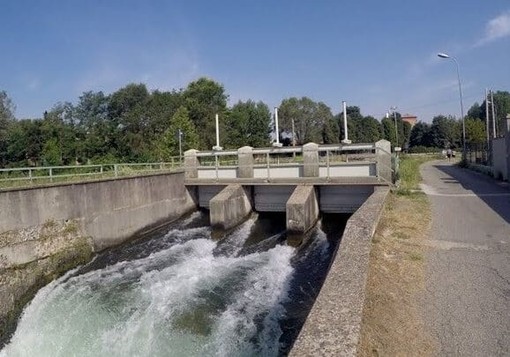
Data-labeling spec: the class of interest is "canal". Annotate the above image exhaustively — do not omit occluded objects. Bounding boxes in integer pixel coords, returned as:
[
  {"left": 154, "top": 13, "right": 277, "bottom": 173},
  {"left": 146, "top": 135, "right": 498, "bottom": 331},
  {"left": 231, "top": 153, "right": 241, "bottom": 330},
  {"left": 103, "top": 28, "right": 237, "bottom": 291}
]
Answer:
[{"left": 1, "top": 211, "right": 348, "bottom": 357}]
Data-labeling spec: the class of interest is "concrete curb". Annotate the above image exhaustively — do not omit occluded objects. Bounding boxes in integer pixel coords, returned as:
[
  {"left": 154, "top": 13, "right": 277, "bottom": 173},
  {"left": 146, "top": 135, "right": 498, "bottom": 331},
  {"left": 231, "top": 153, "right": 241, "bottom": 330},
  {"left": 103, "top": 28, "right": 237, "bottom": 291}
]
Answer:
[{"left": 289, "top": 186, "right": 390, "bottom": 356}]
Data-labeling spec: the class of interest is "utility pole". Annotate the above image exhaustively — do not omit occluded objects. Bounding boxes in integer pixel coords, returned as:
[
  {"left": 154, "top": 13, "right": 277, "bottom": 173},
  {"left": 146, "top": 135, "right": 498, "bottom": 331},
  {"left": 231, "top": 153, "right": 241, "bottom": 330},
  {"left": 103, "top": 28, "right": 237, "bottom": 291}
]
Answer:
[
  {"left": 485, "top": 88, "right": 490, "bottom": 144},
  {"left": 491, "top": 90, "right": 497, "bottom": 138}
]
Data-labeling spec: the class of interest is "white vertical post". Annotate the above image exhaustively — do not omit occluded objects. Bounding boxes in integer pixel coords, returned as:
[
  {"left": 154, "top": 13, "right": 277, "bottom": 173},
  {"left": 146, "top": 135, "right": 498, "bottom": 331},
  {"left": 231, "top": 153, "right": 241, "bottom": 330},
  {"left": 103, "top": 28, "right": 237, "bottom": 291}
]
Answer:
[
  {"left": 341, "top": 101, "right": 351, "bottom": 144},
  {"left": 213, "top": 113, "right": 222, "bottom": 151},
  {"left": 178, "top": 128, "right": 183, "bottom": 162},
  {"left": 273, "top": 107, "right": 282, "bottom": 147}
]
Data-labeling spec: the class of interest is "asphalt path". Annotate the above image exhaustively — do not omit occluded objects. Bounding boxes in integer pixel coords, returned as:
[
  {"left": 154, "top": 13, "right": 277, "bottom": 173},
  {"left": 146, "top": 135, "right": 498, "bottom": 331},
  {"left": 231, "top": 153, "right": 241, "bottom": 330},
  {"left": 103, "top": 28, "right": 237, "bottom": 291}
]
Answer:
[{"left": 420, "top": 161, "right": 510, "bottom": 356}]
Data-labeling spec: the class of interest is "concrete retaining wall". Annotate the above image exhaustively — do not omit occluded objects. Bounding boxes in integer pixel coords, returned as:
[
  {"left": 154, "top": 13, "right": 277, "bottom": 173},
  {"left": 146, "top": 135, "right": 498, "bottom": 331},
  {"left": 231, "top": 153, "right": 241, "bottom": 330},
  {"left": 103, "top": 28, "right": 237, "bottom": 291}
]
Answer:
[
  {"left": 492, "top": 137, "right": 508, "bottom": 181},
  {"left": 289, "top": 186, "right": 389, "bottom": 356},
  {"left": 0, "top": 172, "right": 196, "bottom": 251},
  {"left": 209, "top": 185, "right": 253, "bottom": 231},
  {"left": 0, "top": 172, "right": 196, "bottom": 343}
]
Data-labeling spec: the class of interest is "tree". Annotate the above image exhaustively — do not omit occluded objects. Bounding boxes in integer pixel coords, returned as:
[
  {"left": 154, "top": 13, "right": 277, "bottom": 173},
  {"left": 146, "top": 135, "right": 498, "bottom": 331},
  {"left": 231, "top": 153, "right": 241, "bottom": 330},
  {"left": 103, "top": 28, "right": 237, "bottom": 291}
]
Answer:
[
  {"left": 225, "top": 100, "right": 271, "bottom": 148},
  {"left": 278, "top": 97, "right": 336, "bottom": 145},
  {"left": 75, "top": 91, "right": 113, "bottom": 162},
  {"left": 42, "top": 138, "right": 61, "bottom": 166},
  {"left": 381, "top": 116, "right": 395, "bottom": 144},
  {"left": 492, "top": 91, "right": 510, "bottom": 136},
  {"left": 402, "top": 121, "right": 412, "bottom": 149},
  {"left": 6, "top": 119, "right": 43, "bottom": 166},
  {"left": 43, "top": 103, "right": 80, "bottom": 165},
  {"left": 465, "top": 118, "right": 486, "bottom": 144},
  {"left": 318, "top": 102, "right": 339, "bottom": 144},
  {"left": 183, "top": 78, "right": 228, "bottom": 150},
  {"left": 0, "top": 90, "right": 16, "bottom": 167},
  {"left": 156, "top": 106, "right": 199, "bottom": 160},
  {"left": 108, "top": 83, "right": 152, "bottom": 161},
  {"left": 429, "top": 115, "right": 461, "bottom": 148},
  {"left": 360, "top": 116, "right": 383, "bottom": 143},
  {"left": 145, "top": 90, "right": 184, "bottom": 139},
  {"left": 409, "top": 122, "right": 432, "bottom": 147},
  {"left": 467, "top": 102, "right": 482, "bottom": 120}
]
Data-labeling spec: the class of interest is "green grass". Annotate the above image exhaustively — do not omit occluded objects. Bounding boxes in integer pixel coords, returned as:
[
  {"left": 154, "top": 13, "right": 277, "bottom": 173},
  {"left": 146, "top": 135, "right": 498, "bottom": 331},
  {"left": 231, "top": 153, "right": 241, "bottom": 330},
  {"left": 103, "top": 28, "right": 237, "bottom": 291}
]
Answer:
[{"left": 397, "top": 154, "right": 441, "bottom": 192}]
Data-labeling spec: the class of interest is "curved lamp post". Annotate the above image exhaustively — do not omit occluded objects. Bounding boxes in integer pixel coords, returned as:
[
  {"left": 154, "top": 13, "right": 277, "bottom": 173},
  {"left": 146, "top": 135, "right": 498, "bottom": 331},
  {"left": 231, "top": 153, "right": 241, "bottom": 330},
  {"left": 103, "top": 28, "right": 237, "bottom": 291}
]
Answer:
[{"left": 438, "top": 52, "right": 466, "bottom": 159}]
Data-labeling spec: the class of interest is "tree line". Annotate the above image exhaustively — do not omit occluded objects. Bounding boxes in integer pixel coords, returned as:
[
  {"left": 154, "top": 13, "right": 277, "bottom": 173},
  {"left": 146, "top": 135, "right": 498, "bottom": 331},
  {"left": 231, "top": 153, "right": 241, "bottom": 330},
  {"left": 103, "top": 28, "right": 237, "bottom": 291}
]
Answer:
[{"left": 0, "top": 79, "right": 509, "bottom": 167}]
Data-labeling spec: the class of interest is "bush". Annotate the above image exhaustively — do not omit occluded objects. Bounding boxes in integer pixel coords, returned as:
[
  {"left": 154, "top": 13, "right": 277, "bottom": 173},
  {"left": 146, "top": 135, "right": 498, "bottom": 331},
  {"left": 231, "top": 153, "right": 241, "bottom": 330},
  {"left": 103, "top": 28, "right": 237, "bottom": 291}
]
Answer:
[{"left": 407, "top": 146, "right": 441, "bottom": 154}]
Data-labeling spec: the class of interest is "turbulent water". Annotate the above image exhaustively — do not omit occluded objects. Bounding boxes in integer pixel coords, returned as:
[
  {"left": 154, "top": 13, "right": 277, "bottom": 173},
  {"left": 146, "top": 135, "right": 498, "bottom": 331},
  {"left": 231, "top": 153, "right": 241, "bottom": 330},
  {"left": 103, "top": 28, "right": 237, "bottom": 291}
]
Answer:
[{"left": 1, "top": 212, "right": 346, "bottom": 357}]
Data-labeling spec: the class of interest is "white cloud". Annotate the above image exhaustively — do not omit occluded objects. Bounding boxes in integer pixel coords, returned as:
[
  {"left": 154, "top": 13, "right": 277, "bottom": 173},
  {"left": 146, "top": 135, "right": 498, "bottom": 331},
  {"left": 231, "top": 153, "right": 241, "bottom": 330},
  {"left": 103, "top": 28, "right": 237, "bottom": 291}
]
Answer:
[{"left": 476, "top": 10, "right": 510, "bottom": 46}]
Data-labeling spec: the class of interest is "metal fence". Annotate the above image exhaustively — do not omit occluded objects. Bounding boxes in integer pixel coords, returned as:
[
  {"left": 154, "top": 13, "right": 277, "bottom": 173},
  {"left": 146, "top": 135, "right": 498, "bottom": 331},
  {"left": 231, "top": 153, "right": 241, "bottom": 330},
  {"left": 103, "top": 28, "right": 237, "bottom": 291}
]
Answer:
[
  {"left": 194, "top": 143, "right": 378, "bottom": 167},
  {"left": 465, "top": 143, "right": 490, "bottom": 166},
  {"left": 0, "top": 158, "right": 183, "bottom": 189}
]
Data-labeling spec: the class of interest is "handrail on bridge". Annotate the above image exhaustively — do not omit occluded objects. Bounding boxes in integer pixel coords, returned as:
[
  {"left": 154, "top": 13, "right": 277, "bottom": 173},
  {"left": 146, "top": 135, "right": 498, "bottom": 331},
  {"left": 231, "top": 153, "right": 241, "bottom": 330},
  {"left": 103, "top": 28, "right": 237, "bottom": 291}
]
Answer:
[
  {"left": 186, "top": 141, "right": 395, "bottom": 184},
  {"left": 194, "top": 143, "right": 376, "bottom": 157}
]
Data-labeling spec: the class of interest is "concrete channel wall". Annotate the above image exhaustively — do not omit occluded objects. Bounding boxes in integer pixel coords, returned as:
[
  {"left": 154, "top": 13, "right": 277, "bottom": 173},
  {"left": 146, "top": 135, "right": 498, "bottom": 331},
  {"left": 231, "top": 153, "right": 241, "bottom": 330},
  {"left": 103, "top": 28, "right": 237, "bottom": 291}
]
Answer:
[
  {"left": 289, "top": 186, "right": 390, "bottom": 356},
  {"left": 0, "top": 172, "right": 196, "bottom": 341},
  {"left": 209, "top": 185, "right": 253, "bottom": 231},
  {"left": 0, "top": 172, "right": 196, "bottom": 251}
]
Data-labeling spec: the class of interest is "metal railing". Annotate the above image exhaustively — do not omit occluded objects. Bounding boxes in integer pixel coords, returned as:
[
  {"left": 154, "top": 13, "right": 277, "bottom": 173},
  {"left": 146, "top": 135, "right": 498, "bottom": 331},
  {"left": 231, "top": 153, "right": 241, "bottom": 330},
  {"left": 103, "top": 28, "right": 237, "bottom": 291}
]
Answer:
[
  {"left": 0, "top": 158, "right": 183, "bottom": 189},
  {"left": 192, "top": 143, "right": 384, "bottom": 181},
  {"left": 195, "top": 143, "right": 377, "bottom": 164}
]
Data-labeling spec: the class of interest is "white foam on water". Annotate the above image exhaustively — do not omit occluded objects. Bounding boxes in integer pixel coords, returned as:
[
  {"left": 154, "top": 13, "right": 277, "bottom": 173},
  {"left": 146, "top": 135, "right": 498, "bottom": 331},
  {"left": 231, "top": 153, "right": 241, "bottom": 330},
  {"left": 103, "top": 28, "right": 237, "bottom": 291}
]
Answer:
[
  {"left": 214, "top": 214, "right": 257, "bottom": 256},
  {"left": 206, "top": 245, "right": 295, "bottom": 357},
  {"left": 2, "top": 227, "right": 296, "bottom": 357},
  {"left": 179, "top": 211, "right": 204, "bottom": 227}
]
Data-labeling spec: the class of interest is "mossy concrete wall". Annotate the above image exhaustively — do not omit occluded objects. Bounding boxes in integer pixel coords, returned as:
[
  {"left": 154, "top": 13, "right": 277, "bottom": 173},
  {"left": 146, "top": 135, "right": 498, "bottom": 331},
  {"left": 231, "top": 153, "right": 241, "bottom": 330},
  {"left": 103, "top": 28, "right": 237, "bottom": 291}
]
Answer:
[{"left": 0, "top": 172, "right": 196, "bottom": 344}]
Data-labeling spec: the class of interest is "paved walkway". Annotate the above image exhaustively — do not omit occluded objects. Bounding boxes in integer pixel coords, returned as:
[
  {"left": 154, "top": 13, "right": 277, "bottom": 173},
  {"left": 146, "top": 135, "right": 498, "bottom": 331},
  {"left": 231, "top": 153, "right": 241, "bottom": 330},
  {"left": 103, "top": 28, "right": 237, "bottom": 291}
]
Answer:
[{"left": 420, "top": 161, "right": 510, "bottom": 356}]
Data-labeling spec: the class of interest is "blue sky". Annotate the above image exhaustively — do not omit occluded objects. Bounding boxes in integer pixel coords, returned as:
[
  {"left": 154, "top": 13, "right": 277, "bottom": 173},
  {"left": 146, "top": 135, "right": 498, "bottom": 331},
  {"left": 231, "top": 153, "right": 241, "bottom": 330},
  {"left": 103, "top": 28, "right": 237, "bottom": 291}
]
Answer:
[{"left": 1, "top": 0, "right": 509, "bottom": 122}]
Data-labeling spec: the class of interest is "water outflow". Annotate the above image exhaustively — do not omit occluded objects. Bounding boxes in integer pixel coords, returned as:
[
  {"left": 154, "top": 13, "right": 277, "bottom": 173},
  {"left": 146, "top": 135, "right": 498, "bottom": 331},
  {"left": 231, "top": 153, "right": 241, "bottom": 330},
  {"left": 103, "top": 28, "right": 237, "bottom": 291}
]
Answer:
[{"left": 1, "top": 212, "right": 346, "bottom": 357}]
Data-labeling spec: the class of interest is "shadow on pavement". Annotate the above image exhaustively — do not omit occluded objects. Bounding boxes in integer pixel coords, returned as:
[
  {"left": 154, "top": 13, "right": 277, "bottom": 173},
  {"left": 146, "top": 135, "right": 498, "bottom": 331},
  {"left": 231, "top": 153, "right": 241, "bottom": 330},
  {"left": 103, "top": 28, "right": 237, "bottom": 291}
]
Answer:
[{"left": 434, "top": 164, "right": 510, "bottom": 225}]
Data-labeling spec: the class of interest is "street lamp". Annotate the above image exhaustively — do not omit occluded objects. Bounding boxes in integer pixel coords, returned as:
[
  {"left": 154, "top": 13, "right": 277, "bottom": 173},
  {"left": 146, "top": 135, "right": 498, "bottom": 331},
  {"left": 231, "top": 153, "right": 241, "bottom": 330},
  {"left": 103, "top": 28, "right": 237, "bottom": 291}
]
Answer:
[{"left": 438, "top": 52, "right": 466, "bottom": 159}]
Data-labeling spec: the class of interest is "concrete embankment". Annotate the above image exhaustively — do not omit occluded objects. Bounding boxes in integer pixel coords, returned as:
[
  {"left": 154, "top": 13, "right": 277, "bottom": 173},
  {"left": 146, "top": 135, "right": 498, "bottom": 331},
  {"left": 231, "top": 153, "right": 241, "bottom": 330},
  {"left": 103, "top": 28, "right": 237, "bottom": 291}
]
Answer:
[
  {"left": 289, "top": 186, "right": 389, "bottom": 356},
  {"left": 0, "top": 172, "right": 196, "bottom": 343}
]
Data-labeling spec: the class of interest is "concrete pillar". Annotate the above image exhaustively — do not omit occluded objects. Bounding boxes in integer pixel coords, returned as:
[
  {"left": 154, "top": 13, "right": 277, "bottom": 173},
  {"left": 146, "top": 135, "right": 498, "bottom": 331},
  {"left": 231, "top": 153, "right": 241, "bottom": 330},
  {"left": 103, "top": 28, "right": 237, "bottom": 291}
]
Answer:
[
  {"left": 184, "top": 149, "right": 199, "bottom": 179},
  {"left": 237, "top": 146, "right": 254, "bottom": 178},
  {"left": 209, "top": 185, "right": 253, "bottom": 231},
  {"left": 303, "top": 142, "right": 319, "bottom": 177},
  {"left": 375, "top": 140, "right": 392, "bottom": 184},
  {"left": 286, "top": 185, "right": 319, "bottom": 246}
]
